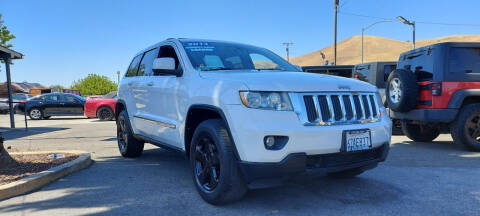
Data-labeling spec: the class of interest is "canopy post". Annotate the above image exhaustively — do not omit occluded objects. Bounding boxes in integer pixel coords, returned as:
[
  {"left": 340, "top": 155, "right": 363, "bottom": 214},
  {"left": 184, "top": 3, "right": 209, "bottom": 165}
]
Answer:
[{"left": 4, "top": 58, "right": 15, "bottom": 128}]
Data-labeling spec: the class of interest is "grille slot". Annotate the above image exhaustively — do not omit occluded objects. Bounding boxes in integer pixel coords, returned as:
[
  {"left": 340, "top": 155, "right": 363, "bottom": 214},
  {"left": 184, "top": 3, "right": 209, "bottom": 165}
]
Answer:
[{"left": 298, "top": 92, "right": 380, "bottom": 125}]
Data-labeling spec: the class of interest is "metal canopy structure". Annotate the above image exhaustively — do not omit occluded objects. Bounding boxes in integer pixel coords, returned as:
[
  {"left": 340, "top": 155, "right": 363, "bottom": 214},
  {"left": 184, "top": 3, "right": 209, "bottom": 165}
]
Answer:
[{"left": 0, "top": 45, "right": 24, "bottom": 128}]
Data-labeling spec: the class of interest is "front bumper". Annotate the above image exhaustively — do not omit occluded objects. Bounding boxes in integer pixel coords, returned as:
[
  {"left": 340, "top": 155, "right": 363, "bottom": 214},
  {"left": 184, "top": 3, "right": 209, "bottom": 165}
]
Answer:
[
  {"left": 224, "top": 105, "right": 392, "bottom": 163},
  {"left": 239, "top": 143, "right": 389, "bottom": 183}
]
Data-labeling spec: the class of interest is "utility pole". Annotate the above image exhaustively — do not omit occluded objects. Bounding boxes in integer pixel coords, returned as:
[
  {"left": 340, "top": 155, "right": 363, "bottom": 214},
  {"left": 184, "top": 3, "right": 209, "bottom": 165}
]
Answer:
[
  {"left": 116, "top": 71, "right": 120, "bottom": 84},
  {"left": 333, "top": 0, "right": 338, "bottom": 65},
  {"left": 282, "top": 42, "right": 293, "bottom": 62}
]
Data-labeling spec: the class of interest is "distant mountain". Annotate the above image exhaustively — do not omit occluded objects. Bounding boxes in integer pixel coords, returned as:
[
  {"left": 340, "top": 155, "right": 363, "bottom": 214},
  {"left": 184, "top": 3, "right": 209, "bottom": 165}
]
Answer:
[{"left": 290, "top": 35, "right": 480, "bottom": 66}]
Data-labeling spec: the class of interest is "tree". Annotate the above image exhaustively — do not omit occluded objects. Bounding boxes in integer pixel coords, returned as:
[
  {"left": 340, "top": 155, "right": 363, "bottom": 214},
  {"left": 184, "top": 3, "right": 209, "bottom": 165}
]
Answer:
[
  {"left": 71, "top": 74, "right": 118, "bottom": 96},
  {"left": 0, "top": 13, "right": 15, "bottom": 48}
]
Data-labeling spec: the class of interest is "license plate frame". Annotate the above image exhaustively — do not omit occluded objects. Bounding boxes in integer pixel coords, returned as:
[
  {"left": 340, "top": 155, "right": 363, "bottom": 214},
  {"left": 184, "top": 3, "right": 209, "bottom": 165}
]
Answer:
[{"left": 342, "top": 129, "right": 372, "bottom": 152}]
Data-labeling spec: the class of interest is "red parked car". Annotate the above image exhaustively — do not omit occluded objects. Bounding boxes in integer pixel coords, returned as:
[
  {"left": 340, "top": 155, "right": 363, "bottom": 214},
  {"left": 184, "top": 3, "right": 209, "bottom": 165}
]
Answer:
[{"left": 84, "top": 91, "right": 117, "bottom": 121}]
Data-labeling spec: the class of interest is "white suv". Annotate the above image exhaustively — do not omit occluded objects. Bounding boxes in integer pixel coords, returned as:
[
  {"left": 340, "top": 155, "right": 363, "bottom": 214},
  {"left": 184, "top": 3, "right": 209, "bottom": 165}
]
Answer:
[{"left": 116, "top": 38, "right": 392, "bottom": 204}]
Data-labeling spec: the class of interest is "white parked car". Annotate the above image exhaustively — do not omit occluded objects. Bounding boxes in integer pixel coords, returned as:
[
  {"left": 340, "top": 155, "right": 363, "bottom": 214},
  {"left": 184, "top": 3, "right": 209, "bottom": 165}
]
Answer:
[{"left": 116, "top": 39, "right": 392, "bottom": 204}]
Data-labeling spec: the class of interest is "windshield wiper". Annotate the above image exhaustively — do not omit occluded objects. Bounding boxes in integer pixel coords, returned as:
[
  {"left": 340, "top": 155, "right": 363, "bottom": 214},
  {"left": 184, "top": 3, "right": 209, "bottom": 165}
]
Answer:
[{"left": 201, "top": 67, "right": 235, "bottom": 71}]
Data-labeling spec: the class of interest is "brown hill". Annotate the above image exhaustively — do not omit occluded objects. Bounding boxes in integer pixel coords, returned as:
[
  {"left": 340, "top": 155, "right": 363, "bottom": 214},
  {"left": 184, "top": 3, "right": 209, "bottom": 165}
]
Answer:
[{"left": 290, "top": 35, "right": 480, "bottom": 66}]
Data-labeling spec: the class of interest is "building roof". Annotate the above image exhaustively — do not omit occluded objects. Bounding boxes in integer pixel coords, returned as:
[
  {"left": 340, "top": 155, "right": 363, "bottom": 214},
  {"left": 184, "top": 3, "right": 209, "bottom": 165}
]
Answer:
[{"left": 0, "top": 45, "right": 23, "bottom": 60}]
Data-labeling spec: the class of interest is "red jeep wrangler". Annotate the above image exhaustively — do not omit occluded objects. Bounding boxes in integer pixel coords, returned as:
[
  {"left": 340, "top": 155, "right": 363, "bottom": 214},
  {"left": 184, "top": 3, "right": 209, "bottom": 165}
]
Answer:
[{"left": 387, "top": 42, "right": 480, "bottom": 151}]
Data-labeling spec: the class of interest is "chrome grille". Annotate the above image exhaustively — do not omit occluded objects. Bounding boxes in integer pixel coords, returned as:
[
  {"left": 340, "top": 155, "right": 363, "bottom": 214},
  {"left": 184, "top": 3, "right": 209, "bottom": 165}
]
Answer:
[{"left": 293, "top": 92, "right": 381, "bottom": 126}]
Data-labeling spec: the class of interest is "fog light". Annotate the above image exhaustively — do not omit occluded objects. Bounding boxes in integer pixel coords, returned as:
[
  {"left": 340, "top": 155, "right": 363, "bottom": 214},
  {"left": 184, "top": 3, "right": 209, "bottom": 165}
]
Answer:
[
  {"left": 265, "top": 136, "right": 275, "bottom": 148},
  {"left": 264, "top": 136, "right": 289, "bottom": 150}
]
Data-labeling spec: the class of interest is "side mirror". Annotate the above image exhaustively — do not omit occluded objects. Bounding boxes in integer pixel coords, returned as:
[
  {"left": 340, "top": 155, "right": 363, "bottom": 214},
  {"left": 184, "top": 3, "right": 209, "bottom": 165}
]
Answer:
[{"left": 152, "top": 57, "right": 182, "bottom": 76}]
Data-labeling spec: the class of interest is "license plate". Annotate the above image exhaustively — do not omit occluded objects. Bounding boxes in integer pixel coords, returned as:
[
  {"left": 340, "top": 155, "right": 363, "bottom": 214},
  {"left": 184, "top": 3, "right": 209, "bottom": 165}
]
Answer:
[{"left": 344, "top": 129, "right": 372, "bottom": 152}]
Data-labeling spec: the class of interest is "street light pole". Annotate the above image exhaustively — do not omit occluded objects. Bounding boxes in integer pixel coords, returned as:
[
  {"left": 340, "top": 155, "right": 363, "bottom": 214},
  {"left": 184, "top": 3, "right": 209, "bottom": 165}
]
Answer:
[
  {"left": 361, "top": 20, "right": 391, "bottom": 63},
  {"left": 117, "top": 71, "right": 120, "bottom": 84},
  {"left": 282, "top": 42, "right": 293, "bottom": 62},
  {"left": 397, "top": 16, "right": 416, "bottom": 49}
]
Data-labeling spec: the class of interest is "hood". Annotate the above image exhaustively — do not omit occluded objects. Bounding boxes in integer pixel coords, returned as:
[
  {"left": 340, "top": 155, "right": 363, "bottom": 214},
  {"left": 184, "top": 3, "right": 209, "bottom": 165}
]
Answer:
[{"left": 200, "top": 71, "right": 377, "bottom": 92}]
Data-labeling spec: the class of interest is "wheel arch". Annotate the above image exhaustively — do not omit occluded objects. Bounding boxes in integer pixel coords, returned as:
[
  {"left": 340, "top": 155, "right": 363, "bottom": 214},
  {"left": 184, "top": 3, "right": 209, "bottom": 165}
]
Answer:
[
  {"left": 448, "top": 89, "right": 480, "bottom": 109},
  {"left": 115, "top": 100, "right": 127, "bottom": 120},
  {"left": 184, "top": 104, "right": 240, "bottom": 160}
]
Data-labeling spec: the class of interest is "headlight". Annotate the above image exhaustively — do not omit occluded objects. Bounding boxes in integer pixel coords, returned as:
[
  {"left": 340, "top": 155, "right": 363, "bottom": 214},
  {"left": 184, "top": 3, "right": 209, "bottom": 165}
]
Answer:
[{"left": 239, "top": 91, "right": 293, "bottom": 111}]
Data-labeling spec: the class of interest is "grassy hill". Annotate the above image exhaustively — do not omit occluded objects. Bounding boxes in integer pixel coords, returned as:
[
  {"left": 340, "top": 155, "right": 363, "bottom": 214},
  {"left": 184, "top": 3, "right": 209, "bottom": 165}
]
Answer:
[{"left": 290, "top": 35, "right": 480, "bottom": 66}]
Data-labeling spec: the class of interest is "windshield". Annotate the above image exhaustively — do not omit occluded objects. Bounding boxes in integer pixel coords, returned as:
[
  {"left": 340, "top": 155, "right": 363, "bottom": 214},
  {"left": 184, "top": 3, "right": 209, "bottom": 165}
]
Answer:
[{"left": 181, "top": 41, "right": 299, "bottom": 72}]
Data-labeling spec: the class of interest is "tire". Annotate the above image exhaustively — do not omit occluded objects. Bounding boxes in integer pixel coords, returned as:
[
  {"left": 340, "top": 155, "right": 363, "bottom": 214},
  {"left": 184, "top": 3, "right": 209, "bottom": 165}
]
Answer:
[
  {"left": 116, "top": 110, "right": 144, "bottom": 157},
  {"left": 451, "top": 103, "right": 480, "bottom": 151},
  {"left": 190, "top": 119, "right": 247, "bottom": 205},
  {"left": 386, "top": 69, "right": 418, "bottom": 112},
  {"left": 392, "top": 119, "right": 404, "bottom": 135},
  {"left": 401, "top": 121, "right": 440, "bottom": 142},
  {"left": 29, "top": 108, "right": 43, "bottom": 120},
  {"left": 328, "top": 167, "right": 365, "bottom": 178},
  {"left": 97, "top": 107, "right": 114, "bottom": 121}
]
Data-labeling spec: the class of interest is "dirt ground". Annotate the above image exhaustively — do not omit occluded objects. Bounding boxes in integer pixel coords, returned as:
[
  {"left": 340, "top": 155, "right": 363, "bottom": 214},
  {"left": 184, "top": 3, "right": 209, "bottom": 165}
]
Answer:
[{"left": 0, "top": 153, "right": 78, "bottom": 185}]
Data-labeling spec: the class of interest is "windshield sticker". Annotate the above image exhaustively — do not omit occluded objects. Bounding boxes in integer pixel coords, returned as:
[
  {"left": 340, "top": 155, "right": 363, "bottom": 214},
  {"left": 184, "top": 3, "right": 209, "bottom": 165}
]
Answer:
[{"left": 184, "top": 42, "right": 215, "bottom": 52}]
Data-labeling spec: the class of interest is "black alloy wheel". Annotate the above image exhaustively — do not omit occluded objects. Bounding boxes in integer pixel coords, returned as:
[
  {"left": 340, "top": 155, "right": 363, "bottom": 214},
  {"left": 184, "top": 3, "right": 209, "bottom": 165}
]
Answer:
[
  {"left": 98, "top": 107, "right": 114, "bottom": 121},
  {"left": 451, "top": 103, "right": 480, "bottom": 151},
  {"left": 193, "top": 135, "right": 221, "bottom": 192}
]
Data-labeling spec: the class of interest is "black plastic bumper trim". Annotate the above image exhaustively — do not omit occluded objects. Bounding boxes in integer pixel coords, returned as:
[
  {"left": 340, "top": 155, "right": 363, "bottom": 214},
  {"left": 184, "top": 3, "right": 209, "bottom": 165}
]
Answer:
[
  {"left": 238, "top": 143, "right": 389, "bottom": 183},
  {"left": 388, "top": 108, "right": 458, "bottom": 122}
]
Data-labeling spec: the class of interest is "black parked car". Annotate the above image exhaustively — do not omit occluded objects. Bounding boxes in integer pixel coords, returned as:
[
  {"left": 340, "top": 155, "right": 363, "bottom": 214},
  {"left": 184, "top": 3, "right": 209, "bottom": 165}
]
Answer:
[{"left": 16, "top": 93, "right": 86, "bottom": 120}]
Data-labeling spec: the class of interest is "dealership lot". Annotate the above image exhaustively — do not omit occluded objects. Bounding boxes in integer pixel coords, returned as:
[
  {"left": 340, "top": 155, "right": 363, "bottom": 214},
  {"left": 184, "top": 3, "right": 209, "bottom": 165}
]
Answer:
[{"left": 0, "top": 115, "right": 478, "bottom": 215}]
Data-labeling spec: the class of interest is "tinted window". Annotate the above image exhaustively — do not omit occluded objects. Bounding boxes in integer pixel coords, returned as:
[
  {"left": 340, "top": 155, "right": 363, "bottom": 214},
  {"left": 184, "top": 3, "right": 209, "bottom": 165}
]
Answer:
[
  {"left": 354, "top": 65, "right": 371, "bottom": 82},
  {"left": 449, "top": 47, "right": 480, "bottom": 74},
  {"left": 45, "top": 94, "right": 60, "bottom": 101},
  {"left": 12, "top": 94, "right": 27, "bottom": 100},
  {"left": 138, "top": 48, "right": 159, "bottom": 76},
  {"left": 64, "top": 95, "right": 78, "bottom": 103},
  {"left": 126, "top": 55, "right": 143, "bottom": 77},
  {"left": 158, "top": 45, "right": 181, "bottom": 70}
]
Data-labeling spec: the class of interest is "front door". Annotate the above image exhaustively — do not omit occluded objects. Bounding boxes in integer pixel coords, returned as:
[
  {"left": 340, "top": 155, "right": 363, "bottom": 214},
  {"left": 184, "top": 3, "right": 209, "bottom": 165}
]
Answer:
[
  {"left": 139, "top": 44, "right": 184, "bottom": 148},
  {"left": 43, "top": 94, "right": 62, "bottom": 116},
  {"left": 63, "top": 95, "right": 84, "bottom": 115}
]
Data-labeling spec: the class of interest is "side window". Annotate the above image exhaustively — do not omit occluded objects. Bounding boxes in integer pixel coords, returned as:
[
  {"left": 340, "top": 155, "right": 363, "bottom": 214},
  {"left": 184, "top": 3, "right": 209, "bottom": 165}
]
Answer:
[
  {"left": 64, "top": 95, "right": 78, "bottom": 103},
  {"left": 158, "top": 45, "right": 181, "bottom": 71},
  {"left": 249, "top": 53, "right": 282, "bottom": 70},
  {"left": 138, "top": 48, "right": 159, "bottom": 76},
  {"left": 449, "top": 47, "right": 480, "bottom": 74},
  {"left": 126, "top": 55, "right": 143, "bottom": 77},
  {"left": 46, "top": 95, "right": 60, "bottom": 101}
]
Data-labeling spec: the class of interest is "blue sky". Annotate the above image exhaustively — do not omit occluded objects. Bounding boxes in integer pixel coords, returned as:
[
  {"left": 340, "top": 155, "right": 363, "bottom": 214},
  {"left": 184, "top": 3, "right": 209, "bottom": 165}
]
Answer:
[{"left": 1, "top": 0, "right": 480, "bottom": 87}]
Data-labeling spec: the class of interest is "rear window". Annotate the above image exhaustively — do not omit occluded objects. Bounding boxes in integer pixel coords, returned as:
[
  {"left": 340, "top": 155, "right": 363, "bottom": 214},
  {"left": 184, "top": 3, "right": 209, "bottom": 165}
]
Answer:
[
  {"left": 354, "top": 65, "right": 371, "bottom": 82},
  {"left": 449, "top": 47, "right": 480, "bottom": 74}
]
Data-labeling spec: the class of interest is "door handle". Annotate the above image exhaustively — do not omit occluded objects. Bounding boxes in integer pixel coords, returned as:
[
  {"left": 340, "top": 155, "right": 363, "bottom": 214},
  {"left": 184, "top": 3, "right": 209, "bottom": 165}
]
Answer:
[
  {"left": 147, "top": 82, "right": 154, "bottom": 86},
  {"left": 128, "top": 82, "right": 133, "bottom": 86}
]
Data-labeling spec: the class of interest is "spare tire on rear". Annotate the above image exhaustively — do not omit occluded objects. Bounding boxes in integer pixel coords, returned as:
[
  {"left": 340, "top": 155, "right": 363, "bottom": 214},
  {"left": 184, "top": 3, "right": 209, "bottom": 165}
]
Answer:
[{"left": 386, "top": 69, "right": 418, "bottom": 112}]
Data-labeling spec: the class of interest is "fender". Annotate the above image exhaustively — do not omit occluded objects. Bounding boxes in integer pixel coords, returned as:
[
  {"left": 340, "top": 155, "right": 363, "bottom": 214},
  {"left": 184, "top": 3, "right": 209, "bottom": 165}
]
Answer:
[
  {"left": 187, "top": 104, "right": 241, "bottom": 160},
  {"left": 448, "top": 89, "right": 480, "bottom": 109}
]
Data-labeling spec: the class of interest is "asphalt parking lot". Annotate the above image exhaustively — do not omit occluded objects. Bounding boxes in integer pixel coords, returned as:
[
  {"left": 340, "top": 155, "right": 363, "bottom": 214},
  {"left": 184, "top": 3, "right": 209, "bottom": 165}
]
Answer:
[{"left": 0, "top": 115, "right": 479, "bottom": 216}]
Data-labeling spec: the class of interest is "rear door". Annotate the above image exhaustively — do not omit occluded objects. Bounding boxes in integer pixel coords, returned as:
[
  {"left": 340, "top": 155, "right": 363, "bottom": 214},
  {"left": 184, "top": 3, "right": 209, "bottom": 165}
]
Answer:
[{"left": 118, "top": 54, "right": 144, "bottom": 132}]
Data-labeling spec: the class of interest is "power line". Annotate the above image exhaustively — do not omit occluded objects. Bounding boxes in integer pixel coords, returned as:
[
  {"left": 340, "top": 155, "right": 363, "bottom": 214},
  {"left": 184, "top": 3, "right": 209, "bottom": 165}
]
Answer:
[{"left": 339, "top": 11, "right": 480, "bottom": 27}]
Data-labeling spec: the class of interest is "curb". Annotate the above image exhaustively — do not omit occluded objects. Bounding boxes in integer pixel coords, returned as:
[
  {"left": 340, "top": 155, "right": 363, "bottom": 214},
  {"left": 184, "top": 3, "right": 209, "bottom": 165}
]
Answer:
[{"left": 0, "top": 150, "right": 93, "bottom": 201}]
